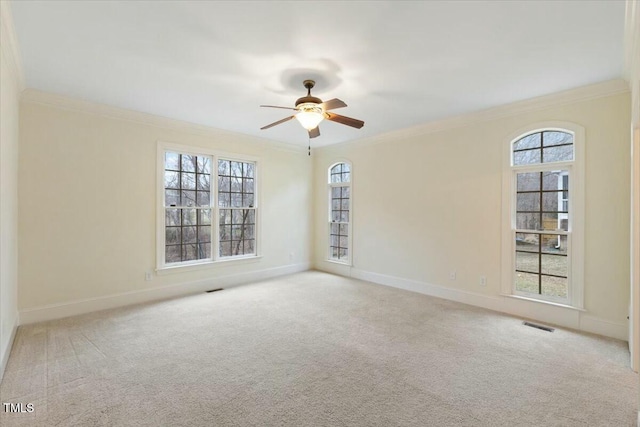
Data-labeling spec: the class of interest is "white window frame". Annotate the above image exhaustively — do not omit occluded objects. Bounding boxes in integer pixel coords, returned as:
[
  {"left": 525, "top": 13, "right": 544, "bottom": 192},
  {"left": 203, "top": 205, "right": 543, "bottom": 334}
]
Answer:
[
  {"left": 156, "top": 141, "right": 261, "bottom": 272},
  {"left": 501, "top": 122, "right": 585, "bottom": 309},
  {"left": 327, "top": 161, "right": 353, "bottom": 265}
]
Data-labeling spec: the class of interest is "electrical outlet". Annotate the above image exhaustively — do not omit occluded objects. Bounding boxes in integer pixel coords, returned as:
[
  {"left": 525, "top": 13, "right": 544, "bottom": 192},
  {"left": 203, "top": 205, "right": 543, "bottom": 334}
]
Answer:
[
  {"left": 145, "top": 271, "right": 153, "bottom": 281},
  {"left": 449, "top": 271, "right": 456, "bottom": 280},
  {"left": 479, "top": 276, "right": 487, "bottom": 286}
]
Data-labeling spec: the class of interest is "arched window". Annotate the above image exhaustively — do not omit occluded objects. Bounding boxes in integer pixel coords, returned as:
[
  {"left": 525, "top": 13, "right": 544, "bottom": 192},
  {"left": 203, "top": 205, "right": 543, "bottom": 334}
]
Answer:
[
  {"left": 328, "top": 162, "right": 351, "bottom": 263},
  {"left": 502, "top": 125, "right": 584, "bottom": 308}
]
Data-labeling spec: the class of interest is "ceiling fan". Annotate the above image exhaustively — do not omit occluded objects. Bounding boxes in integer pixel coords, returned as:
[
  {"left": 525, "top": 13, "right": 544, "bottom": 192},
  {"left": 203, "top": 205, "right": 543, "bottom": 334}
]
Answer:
[{"left": 260, "top": 80, "right": 364, "bottom": 138}]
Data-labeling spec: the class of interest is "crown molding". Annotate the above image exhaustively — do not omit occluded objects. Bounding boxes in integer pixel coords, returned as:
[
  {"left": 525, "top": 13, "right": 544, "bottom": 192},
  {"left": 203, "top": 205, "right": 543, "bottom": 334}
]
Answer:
[
  {"left": 321, "top": 79, "right": 630, "bottom": 151},
  {"left": 0, "top": 1, "right": 25, "bottom": 90},
  {"left": 21, "top": 89, "right": 306, "bottom": 154}
]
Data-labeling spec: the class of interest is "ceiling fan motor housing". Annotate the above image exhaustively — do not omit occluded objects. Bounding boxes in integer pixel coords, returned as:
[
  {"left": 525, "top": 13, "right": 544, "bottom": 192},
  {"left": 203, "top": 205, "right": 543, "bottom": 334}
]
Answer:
[{"left": 295, "top": 95, "right": 322, "bottom": 107}]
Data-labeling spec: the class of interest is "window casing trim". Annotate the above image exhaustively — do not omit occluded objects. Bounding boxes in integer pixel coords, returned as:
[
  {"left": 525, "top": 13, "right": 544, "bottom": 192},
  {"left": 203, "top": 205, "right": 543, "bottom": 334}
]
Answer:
[
  {"left": 327, "top": 160, "right": 353, "bottom": 266},
  {"left": 501, "top": 122, "right": 585, "bottom": 309},
  {"left": 156, "top": 141, "right": 261, "bottom": 271}
]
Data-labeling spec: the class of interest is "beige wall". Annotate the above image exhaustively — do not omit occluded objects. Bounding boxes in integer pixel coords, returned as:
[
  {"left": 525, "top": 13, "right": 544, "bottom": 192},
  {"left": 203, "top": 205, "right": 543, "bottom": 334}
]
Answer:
[
  {"left": 18, "top": 100, "right": 313, "bottom": 311},
  {"left": 0, "top": 7, "right": 21, "bottom": 375},
  {"left": 313, "top": 92, "right": 631, "bottom": 329}
]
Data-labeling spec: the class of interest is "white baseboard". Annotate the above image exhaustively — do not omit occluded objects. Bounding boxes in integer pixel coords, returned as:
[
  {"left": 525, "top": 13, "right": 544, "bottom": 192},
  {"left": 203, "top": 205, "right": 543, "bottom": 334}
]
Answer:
[
  {"left": 329, "top": 266, "right": 628, "bottom": 341},
  {"left": 578, "top": 314, "right": 628, "bottom": 341},
  {"left": 350, "top": 268, "right": 504, "bottom": 312},
  {"left": 19, "top": 262, "right": 311, "bottom": 325},
  {"left": 0, "top": 314, "right": 19, "bottom": 381}
]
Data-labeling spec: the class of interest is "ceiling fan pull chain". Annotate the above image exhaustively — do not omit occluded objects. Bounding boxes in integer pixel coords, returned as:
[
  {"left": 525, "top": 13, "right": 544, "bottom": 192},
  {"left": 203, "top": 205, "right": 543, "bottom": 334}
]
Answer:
[{"left": 308, "top": 136, "right": 311, "bottom": 156}]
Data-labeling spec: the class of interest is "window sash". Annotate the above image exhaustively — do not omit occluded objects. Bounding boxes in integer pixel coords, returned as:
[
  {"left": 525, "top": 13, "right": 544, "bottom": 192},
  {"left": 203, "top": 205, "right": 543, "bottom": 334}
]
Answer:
[
  {"left": 513, "top": 230, "right": 571, "bottom": 303},
  {"left": 164, "top": 205, "right": 213, "bottom": 264},
  {"left": 329, "top": 221, "right": 349, "bottom": 261},
  {"left": 511, "top": 167, "right": 572, "bottom": 303},
  {"left": 218, "top": 207, "right": 257, "bottom": 259}
]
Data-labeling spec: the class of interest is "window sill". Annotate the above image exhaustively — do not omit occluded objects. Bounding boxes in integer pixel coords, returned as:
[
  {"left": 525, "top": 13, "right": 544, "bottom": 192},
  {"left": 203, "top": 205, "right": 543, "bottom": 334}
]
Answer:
[
  {"left": 325, "top": 259, "right": 352, "bottom": 266},
  {"left": 501, "top": 293, "right": 586, "bottom": 312},
  {"left": 156, "top": 255, "right": 263, "bottom": 275}
]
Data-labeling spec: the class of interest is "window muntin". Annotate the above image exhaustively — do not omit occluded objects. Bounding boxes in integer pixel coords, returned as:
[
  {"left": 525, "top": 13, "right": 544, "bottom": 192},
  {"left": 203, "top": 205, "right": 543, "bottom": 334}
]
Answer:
[
  {"left": 510, "top": 131, "right": 574, "bottom": 303},
  {"left": 160, "top": 148, "right": 258, "bottom": 268},
  {"left": 329, "top": 163, "right": 351, "bottom": 262}
]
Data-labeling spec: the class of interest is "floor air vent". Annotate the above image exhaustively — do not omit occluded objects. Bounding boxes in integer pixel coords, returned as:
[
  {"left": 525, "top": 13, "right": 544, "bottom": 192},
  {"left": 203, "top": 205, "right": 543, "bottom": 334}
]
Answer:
[
  {"left": 523, "top": 321, "right": 555, "bottom": 332},
  {"left": 206, "top": 288, "right": 224, "bottom": 293}
]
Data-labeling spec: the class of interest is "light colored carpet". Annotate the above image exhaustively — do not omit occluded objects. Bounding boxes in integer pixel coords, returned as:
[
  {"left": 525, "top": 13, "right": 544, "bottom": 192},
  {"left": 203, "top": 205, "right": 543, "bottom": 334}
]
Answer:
[{"left": 1, "top": 271, "right": 637, "bottom": 426}]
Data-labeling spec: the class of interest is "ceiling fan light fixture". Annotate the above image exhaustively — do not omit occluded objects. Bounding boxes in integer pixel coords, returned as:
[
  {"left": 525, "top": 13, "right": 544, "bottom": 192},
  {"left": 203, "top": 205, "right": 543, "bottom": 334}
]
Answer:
[{"left": 295, "top": 103, "right": 324, "bottom": 130}]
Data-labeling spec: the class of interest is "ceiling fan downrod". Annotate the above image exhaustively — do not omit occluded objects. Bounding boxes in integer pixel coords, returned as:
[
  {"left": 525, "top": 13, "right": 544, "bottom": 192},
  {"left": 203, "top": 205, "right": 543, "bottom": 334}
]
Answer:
[{"left": 303, "top": 79, "right": 315, "bottom": 96}]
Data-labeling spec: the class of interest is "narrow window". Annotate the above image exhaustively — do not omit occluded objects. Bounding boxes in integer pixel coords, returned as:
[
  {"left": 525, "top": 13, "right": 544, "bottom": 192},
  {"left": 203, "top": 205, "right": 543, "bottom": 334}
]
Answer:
[
  {"left": 506, "top": 129, "right": 583, "bottom": 306},
  {"left": 328, "top": 162, "right": 351, "bottom": 263}
]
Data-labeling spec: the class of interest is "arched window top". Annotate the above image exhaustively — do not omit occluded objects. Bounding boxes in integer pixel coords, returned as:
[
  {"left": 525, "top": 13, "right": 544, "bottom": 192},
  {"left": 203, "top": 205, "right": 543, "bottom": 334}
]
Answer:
[
  {"left": 329, "top": 162, "right": 351, "bottom": 183},
  {"left": 512, "top": 130, "right": 574, "bottom": 166}
]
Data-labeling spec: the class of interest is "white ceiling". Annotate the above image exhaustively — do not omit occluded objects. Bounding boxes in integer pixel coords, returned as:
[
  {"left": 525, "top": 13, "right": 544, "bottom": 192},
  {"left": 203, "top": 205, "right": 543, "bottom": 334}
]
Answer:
[{"left": 11, "top": 1, "right": 626, "bottom": 147}]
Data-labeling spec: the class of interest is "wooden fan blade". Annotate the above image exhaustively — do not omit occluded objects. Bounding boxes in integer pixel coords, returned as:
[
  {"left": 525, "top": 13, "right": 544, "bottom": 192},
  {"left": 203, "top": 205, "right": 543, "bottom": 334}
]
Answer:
[
  {"left": 319, "top": 98, "right": 347, "bottom": 111},
  {"left": 260, "top": 105, "right": 298, "bottom": 111},
  {"left": 325, "top": 113, "right": 364, "bottom": 129},
  {"left": 261, "top": 116, "right": 295, "bottom": 130},
  {"left": 309, "top": 127, "right": 320, "bottom": 138}
]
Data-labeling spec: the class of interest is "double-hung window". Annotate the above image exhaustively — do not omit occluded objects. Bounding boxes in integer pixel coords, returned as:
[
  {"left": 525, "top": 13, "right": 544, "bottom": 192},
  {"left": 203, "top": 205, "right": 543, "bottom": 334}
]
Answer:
[
  {"left": 158, "top": 143, "right": 258, "bottom": 269},
  {"left": 503, "top": 125, "right": 584, "bottom": 307},
  {"left": 328, "top": 162, "right": 351, "bottom": 263}
]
